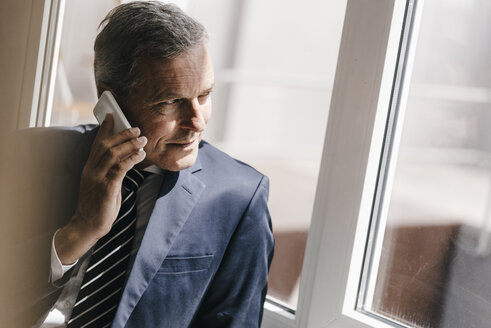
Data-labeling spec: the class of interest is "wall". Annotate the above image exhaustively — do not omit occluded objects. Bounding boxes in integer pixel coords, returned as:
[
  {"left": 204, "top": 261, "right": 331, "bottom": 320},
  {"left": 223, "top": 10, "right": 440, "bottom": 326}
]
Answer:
[{"left": 0, "top": 0, "right": 43, "bottom": 134}]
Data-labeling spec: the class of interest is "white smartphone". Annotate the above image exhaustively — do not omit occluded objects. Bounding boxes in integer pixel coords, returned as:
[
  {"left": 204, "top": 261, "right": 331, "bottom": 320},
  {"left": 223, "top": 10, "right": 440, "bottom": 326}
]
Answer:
[{"left": 93, "top": 90, "right": 132, "bottom": 135}]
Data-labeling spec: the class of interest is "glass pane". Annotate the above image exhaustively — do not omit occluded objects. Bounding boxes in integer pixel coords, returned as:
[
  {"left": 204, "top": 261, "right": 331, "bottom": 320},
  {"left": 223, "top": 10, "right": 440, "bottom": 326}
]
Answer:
[
  {"left": 212, "top": 0, "right": 345, "bottom": 310},
  {"left": 50, "top": 0, "right": 110, "bottom": 126},
  {"left": 50, "top": 0, "right": 346, "bottom": 310},
  {"left": 363, "top": 0, "right": 491, "bottom": 327}
]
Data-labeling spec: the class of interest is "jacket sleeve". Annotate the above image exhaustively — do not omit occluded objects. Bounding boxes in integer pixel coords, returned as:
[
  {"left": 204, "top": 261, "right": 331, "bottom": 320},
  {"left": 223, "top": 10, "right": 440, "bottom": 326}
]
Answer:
[{"left": 190, "top": 175, "right": 275, "bottom": 328}]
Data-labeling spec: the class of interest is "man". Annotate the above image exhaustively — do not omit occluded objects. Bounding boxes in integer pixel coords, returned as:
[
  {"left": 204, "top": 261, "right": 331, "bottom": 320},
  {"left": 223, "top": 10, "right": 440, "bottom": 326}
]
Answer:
[{"left": 1, "top": 2, "right": 273, "bottom": 327}]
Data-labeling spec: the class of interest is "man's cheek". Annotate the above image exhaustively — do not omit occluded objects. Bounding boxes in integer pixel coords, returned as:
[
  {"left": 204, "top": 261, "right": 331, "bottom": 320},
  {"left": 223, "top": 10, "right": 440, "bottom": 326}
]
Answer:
[{"left": 202, "top": 112, "right": 211, "bottom": 127}]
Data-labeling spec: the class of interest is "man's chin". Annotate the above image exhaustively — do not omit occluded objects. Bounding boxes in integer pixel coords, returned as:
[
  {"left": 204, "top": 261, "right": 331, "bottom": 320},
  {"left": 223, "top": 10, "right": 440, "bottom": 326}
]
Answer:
[
  {"left": 164, "top": 162, "right": 194, "bottom": 172},
  {"left": 149, "top": 151, "right": 198, "bottom": 172}
]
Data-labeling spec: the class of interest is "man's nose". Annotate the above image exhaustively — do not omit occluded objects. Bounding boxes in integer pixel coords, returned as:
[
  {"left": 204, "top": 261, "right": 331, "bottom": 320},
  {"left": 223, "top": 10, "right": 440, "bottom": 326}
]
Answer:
[{"left": 180, "top": 98, "right": 206, "bottom": 132}]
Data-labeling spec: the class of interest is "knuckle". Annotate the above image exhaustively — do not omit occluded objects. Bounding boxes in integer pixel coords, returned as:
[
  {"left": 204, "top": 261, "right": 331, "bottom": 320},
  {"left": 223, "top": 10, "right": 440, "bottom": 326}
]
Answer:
[
  {"left": 114, "top": 161, "right": 123, "bottom": 171},
  {"left": 132, "top": 138, "right": 141, "bottom": 147},
  {"left": 133, "top": 151, "right": 145, "bottom": 162},
  {"left": 107, "top": 147, "right": 117, "bottom": 159},
  {"left": 124, "top": 128, "right": 136, "bottom": 138},
  {"left": 105, "top": 171, "right": 119, "bottom": 184},
  {"left": 98, "top": 140, "right": 109, "bottom": 151}
]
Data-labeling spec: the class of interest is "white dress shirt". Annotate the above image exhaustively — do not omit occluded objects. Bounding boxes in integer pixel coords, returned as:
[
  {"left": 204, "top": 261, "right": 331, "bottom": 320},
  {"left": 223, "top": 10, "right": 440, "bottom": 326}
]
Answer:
[{"left": 41, "top": 166, "right": 164, "bottom": 327}]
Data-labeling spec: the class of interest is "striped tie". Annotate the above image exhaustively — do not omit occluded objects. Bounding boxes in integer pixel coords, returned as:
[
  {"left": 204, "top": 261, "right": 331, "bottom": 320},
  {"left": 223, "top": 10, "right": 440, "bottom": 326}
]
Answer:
[{"left": 67, "top": 169, "right": 148, "bottom": 328}]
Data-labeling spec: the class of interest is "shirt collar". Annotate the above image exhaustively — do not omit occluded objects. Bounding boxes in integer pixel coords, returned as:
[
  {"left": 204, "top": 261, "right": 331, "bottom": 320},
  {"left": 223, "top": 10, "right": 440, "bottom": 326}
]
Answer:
[{"left": 141, "top": 164, "right": 165, "bottom": 176}]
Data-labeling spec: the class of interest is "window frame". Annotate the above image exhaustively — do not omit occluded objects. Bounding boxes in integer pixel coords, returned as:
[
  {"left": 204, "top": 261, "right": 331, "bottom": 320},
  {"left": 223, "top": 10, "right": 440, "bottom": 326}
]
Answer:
[
  {"left": 262, "top": 0, "right": 424, "bottom": 327},
  {"left": 18, "top": 0, "right": 64, "bottom": 129}
]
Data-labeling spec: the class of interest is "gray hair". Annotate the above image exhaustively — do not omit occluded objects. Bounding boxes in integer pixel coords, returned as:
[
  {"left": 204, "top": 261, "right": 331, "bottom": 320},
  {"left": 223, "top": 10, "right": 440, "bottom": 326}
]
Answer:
[{"left": 94, "top": 1, "right": 208, "bottom": 100}]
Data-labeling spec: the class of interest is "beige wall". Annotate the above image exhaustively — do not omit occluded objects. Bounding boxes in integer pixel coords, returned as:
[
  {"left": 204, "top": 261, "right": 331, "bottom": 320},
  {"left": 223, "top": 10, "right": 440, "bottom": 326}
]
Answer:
[
  {"left": 0, "top": 0, "right": 46, "bottom": 134},
  {"left": 2, "top": 0, "right": 32, "bottom": 132},
  {"left": 0, "top": 1, "right": 45, "bottom": 324}
]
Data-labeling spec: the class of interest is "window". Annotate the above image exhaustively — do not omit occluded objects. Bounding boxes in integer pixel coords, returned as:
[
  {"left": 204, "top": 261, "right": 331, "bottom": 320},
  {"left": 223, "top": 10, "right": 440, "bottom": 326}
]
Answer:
[
  {"left": 264, "top": 0, "right": 417, "bottom": 326},
  {"left": 263, "top": 0, "right": 491, "bottom": 327},
  {"left": 25, "top": 0, "right": 491, "bottom": 327},
  {"left": 359, "top": 0, "right": 491, "bottom": 327}
]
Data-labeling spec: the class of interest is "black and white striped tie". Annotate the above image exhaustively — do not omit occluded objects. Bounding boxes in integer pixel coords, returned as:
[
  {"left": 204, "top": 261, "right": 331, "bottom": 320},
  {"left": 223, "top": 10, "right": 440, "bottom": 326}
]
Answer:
[{"left": 67, "top": 168, "right": 148, "bottom": 328}]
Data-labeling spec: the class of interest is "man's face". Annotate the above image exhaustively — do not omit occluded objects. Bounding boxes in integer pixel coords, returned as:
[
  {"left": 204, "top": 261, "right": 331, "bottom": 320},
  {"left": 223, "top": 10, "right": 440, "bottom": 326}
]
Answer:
[{"left": 123, "top": 43, "right": 214, "bottom": 171}]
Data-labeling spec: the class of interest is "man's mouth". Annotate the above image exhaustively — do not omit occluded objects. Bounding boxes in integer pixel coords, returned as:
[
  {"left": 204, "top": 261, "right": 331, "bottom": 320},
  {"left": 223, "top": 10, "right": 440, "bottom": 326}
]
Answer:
[{"left": 168, "top": 138, "right": 198, "bottom": 149}]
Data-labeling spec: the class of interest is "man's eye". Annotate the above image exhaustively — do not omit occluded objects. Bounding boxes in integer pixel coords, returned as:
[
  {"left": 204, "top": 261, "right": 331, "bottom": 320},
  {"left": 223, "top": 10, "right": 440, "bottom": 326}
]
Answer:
[
  {"left": 153, "top": 99, "right": 181, "bottom": 114},
  {"left": 198, "top": 92, "right": 212, "bottom": 104},
  {"left": 161, "top": 99, "right": 181, "bottom": 105}
]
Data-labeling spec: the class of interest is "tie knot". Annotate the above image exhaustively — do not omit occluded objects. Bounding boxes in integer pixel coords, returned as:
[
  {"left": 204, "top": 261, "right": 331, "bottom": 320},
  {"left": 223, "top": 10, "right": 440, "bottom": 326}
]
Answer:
[{"left": 123, "top": 168, "right": 150, "bottom": 191}]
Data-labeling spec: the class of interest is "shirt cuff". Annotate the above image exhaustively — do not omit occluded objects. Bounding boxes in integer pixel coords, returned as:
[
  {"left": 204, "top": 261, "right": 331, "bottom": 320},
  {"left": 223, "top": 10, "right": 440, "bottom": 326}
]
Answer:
[{"left": 50, "top": 229, "right": 78, "bottom": 282}]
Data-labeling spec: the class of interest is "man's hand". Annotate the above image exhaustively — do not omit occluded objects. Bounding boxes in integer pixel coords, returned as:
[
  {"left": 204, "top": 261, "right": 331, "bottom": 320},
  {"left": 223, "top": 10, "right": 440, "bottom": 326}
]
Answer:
[{"left": 55, "top": 115, "right": 147, "bottom": 265}]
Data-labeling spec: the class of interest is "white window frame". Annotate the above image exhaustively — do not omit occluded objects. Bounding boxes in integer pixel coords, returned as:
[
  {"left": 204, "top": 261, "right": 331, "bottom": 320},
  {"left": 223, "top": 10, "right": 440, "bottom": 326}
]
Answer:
[
  {"left": 28, "top": 0, "right": 427, "bottom": 327},
  {"left": 262, "top": 0, "right": 424, "bottom": 327},
  {"left": 17, "top": 0, "right": 65, "bottom": 129}
]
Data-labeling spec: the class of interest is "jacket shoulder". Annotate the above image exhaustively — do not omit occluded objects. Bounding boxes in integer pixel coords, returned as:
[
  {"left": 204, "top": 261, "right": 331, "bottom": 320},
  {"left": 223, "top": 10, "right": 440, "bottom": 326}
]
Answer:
[{"left": 197, "top": 141, "right": 266, "bottom": 185}]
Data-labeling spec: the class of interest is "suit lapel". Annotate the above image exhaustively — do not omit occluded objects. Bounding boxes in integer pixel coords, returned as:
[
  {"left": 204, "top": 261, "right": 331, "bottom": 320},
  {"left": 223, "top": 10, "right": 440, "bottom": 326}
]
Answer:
[{"left": 113, "top": 158, "right": 205, "bottom": 328}]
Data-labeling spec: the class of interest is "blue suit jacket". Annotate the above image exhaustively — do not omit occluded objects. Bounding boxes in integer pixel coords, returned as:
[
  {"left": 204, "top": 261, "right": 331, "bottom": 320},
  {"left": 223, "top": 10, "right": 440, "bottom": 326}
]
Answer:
[{"left": 2, "top": 125, "right": 274, "bottom": 328}]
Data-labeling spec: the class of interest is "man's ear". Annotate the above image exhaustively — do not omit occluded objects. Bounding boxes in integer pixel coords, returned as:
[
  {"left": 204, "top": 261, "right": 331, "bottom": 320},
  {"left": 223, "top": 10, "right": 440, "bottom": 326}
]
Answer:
[{"left": 96, "top": 83, "right": 113, "bottom": 98}]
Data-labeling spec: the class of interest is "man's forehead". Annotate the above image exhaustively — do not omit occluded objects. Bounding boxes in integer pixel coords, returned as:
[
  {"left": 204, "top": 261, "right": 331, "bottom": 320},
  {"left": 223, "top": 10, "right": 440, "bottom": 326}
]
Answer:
[
  {"left": 137, "top": 46, "right": 214, "bottom": 100},
  {"left": 141, "top": 44, "right": 211, "bottom": 74}
]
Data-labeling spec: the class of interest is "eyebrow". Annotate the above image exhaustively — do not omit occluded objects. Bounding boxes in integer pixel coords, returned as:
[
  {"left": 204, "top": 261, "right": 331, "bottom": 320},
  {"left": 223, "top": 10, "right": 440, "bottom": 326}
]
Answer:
[
  {"left": 201, "top": 84, "right": 215, "bottom": 94},
  {"left": 150, "top": 83, "right": 215, "bottom": 104}
]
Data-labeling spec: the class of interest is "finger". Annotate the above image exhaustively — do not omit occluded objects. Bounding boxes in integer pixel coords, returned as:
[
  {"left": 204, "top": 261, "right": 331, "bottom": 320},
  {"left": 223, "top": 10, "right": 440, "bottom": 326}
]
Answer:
[
  {"left": 96, "top": 113, "right": 114, "bottom": 141},
  {"left": 107, "top": 149, "right": 146, "bottom": 182},
  {"left": 85, "top": 115, "right": 115, "bottom": 168},
  {"left": 121, "top": 148, "right": 147, "bottom": 171},
  {"left": 104, "top": 127, "right": 141, "bottom": 149},
  {"left": 90, "top": 123, "right": 139, "bottom": 165},
  {"left": 97, "top": 136, "right": 147, "bottom": 173}
]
